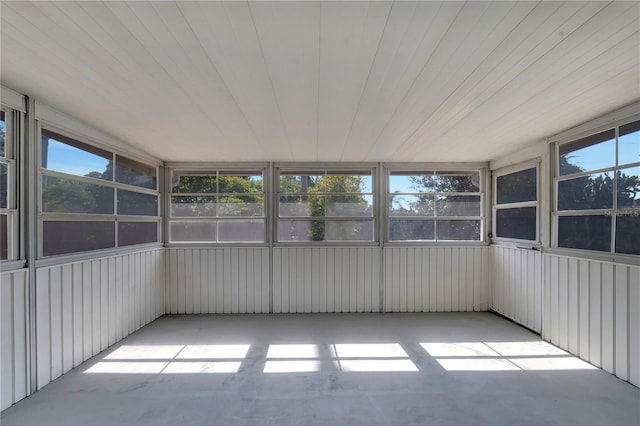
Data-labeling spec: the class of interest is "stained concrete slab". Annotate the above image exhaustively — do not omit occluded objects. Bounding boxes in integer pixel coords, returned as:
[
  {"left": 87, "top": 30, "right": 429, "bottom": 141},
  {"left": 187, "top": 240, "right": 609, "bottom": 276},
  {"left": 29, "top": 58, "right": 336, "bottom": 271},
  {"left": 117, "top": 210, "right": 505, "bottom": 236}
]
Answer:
[{"left": 2, "top": 312, "right": 638, "bottom": 426}]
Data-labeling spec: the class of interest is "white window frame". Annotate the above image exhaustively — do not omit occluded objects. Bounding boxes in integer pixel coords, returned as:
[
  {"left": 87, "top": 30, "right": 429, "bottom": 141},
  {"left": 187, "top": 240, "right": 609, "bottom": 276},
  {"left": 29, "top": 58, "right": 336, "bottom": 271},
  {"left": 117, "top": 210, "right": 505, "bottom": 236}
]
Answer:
[
  {"left": 1, "top": 107, "right": 19, "bottom": 261},
  {"left": 492, "top": 160, "right": 540, "bottom": 246},
  {"left": 166, "top": 166, "right": 268, "bottom": 245},
  {"left": 385, "top": 165, "right": 486, "bottom": 244},
  {"left": 551, "top": 115, "right": 640, "bottom": 258},
  {"left": 275, "top": 164, "right": 377, "bottom": 245},
  {"left": 38, "top": 124, "right": 161, "bottom": 258}
]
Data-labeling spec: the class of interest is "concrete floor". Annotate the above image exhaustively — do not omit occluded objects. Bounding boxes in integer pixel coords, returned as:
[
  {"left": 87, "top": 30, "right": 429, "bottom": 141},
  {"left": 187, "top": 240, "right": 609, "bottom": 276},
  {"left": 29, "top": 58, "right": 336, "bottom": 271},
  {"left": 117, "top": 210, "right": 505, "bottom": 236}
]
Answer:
[{"left": 2, "top": 312, "right": 638, "bottom": 426}]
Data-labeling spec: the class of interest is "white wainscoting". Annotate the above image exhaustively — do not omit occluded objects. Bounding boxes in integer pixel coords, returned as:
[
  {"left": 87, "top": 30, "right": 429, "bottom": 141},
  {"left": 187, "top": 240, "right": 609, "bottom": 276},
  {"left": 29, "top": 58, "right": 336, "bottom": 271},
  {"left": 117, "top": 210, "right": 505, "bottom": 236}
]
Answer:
[
  {"left": 490, "top": 246, "right": 542, "bottom": 333},
  {"left": 166, "top": 247, "right": 270, "bottom": 314},
  {"left": 543, "top": 253, "right": 639, "bottom": 387},
  {"left": 0, "top": 268, "right": 29, "bottom": 411},
  {"left": 273, "top": 247, "right": 380, "bottom": 313},
  {"left": 383, "top": 246, "right": 489, "bottom": 312},
  {"left": 35, "top": 248, "right": 165, "bottom": 390}
]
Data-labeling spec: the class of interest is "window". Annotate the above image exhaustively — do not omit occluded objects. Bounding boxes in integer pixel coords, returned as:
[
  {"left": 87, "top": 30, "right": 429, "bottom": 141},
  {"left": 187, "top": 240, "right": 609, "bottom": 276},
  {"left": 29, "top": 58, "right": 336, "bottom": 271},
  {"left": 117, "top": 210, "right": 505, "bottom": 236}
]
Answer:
[
  {"left": 1, "top": 108, "right": 18, "bottom": 260},
  {"left": 277, "top": 169, "right": 374, "bottom": 242},
  {"left": 554, "top": 120, "right": 640, "bottom": 255},
  {"left": 40, "top": 128, "right": 159, "bottom": 257},
  {"left": 388, "top": 170, "right": 483, "bottom": 241},
  {"left": 493, "top": 166, "right": 538, "bottom": 242},
  {"left": 169, "top": 169, "right": 265, "bottom": 243}
]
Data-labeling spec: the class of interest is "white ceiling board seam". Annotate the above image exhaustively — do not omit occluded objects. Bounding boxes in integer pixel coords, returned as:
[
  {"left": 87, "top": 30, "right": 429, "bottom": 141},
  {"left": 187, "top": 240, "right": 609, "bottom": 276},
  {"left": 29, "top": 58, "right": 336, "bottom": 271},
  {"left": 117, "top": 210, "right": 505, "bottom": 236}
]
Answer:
[
  {"left": 338, "top": 1, "right": 393, "bottom": 161},
  {"left": 402, "top": 1, "right": 629, "bottom": 159},
  {"left": 119, "top": 2, "right": 232, "bottom": 160},
  {"left": 411, "top": 36, "right": 639, "bottom": 161},
  {"left": 246, "top": 2, "right": 295, "bottom": 161},
  {"left": 401, "top": 1, "right": 606, "bottom": 152},
  {"left": 385, "top": 1, "right": 531, "bottom": 159},
  {"left": 174, "top": 2, "right": 266, "bottom": 158},
  {"left": 360, "top": 2, "right": 465, "bottom": 160}
]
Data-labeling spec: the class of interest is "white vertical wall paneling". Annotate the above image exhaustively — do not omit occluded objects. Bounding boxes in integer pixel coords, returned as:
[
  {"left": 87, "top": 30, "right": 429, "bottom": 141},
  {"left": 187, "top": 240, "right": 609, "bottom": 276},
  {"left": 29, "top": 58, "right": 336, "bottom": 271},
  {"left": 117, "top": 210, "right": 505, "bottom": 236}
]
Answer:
[
  {"left": 489, "top": 246, "right": 542, "bottom": 333},
  {"left": 0, "top": 269, "right": 29, "bottom": 411},
  {"left": 615, "top": 265, "right": 628, "bottom": 381},
  {"left": 384, "top": 247, "right": 489, "bottom": 313},
  {"left": 34, "top": 248, "right": 165, "bottom": 391},
  {"left": 166, "top": 247, "right": 270, "bottom": 314},
  {"left": 629, "top": 267, "right": 640, "bottom": 386},
  {"left": 541, "top": 253, "right": 640, "bottom": 387},
  {"left": 272, "top": 247, "right": 379, "bottom": 313},
  {"left": 601, "top": 263, "right": 614, "bottom": 374}
]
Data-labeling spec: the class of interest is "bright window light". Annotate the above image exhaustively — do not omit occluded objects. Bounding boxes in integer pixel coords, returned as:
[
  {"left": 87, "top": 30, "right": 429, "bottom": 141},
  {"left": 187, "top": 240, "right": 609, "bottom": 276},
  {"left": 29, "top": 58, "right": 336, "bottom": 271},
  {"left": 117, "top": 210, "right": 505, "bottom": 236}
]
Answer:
[
  {"left": 176, "top": 345, "right": 250, "bottom": 359},
  {"left": 162, "top": 362, "right": 242, "bottom": 374},
  {"left": 266, "top": 344, "right": 319, "bottom": 359},
  {"left": 85, "top": 362, "right": 168, "bottom": 374},
  {"left": 508, "top": 357, "right": 597, "bottom": 371},
  {"left": 338, "top": 359, "right": 418, "bottom": 372},
  {"left": 104, "top": 345, "right": 184, "bottom": 360},
  {"left": 420, "top": 342, "right": 499, "bottom": 357},
  {"left": 333, "top": 343, "right": 408, "bottom": 358},
  {"left": 436, "top": 358, "right": 520, "bottom": 371},
  {"left": 484, "top": 341, "right": 569, "bottom": 357},
  {"left": 263, "top": 360, "right": 320, "bottom": 373}
]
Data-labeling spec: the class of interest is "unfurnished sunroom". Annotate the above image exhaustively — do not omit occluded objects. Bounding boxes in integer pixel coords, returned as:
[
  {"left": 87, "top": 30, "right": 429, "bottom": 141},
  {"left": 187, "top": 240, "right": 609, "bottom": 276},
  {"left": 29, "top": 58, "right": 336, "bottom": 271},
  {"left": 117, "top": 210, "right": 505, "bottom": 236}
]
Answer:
[{"left": 0, "top": 1, "right": 639, "bottom": 425}]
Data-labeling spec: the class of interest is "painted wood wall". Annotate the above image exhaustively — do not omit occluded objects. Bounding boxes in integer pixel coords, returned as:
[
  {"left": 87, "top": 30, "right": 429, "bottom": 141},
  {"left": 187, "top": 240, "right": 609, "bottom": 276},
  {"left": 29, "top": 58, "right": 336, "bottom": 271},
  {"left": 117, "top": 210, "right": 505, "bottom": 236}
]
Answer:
[
  {"left": 490, "top": 246, "right": 542, "bottom": 333},
  {"left": 543, "top": 253, "right": 639, "bottom": 387},
  {"left": 34, "top": 248, "right": 165, "bottom": 390},
  {"left": 0, "top": 268, "right": 29, "bottom": 411},
  {"left": 273, "top": 247, "right": 380, "bottom": 313},
  {"left": 384, "top": 247, "right": 489, "bottom": 312},
  {"left": 166, "top": 247, "right": 270, "bottom": 314}
]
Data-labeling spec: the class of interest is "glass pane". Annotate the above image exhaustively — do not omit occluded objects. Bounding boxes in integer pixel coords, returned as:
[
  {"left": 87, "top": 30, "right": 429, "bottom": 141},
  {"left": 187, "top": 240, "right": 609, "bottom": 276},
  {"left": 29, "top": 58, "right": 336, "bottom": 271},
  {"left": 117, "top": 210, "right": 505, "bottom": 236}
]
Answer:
[
  {"left": 218, "top": 172, "right": 263, "bottom": 194},
  {"left": 389, "top": 173, "right": 433, "bottom": 193},
  {"left": 43, "top": 221, "right": 115, "bottom": 256},
  {"left": 619, "top": 120, "right": 640, "bottom": 166},
  {"left": 218, "top": 220, "right": 264, "bottom": 242},
  {"left": 171, "top": 196, "right": 216, "bottom": 217},
  {"left": 0, "top": 214, "right": 7, "bottom": 260},
  {"left": 615, "top": 215, "right": 640, "bottom": 255},
  {"left": 559, "top": 129, "right": 615, "bottom": 175},
  {"left": 218, "top": 196, "right": 264, "bottom": 217},
  {"left": 279, "top": 195, "right": 322, "bottom": 217},
  {"left": 436, "top": 195, "right": 481, "bottom": 216},
  {"left": 557, "top": 215, "right": 611, "bottom": 252},
  {"left": 278, "top": 220, "right": 314, "bottom": 242},
  {"left": 170, "top": 221, "right": 217, "bottom": 242},
  {"left": 557, "top": 172, "right": 613, "bottom": 210},
  {"left": 172, "top": 173, "right": 217, "bottom": 194},
  {"left": 495, "top": 207, "right": 536, "bottom": 240},
  {"left": 42, "top": 176, "right": 114, "bottom": 214},
  {"left": 0, "top": 162, "right": 7, "bottom": 209},
  {"left": 278, "top": 219, "right": 373, "bottom": 242},
  {"left": 496, "top": 168, "right": 537, "bottom": 204},
  {"left": 325, "top": 173, "right": 372, "bottom": 193},
  {"left": 115, "top": 155, "right": 156, "bottom": 190},
  {"left": 279, "top": 174, "right": 323, "bottom": 193},
  {"left": 389, "top": 195, "right": 434, "bottom": 216},
  {"left": 41, "top": 130, "right": 112, "bottom": 180},
  {"left": 117, "top": 190, "right": 158, "bottom": 216},
  {"left": 0, "top": 110, "right": 5, "bottom": 158},
  {"left": 436, "top": 220, "right": 481, "bottom": 240},
  {"left": 389, "top": 220, "right": 434, "bottom": 241},
  {"left": 326, "top": 195, "right": 373, "bottom": 217},
  {"left": 617, "top": 167, "right": 640, "bottom": 209},
  {"left": 434, "top": 171, "right": 480, "bottom": 193},
  {"left": 324, "top": 220, "right": 374, "bottom": 241},
  {"left": 118, "top": 222, "right": 157, "bottom": 246}
]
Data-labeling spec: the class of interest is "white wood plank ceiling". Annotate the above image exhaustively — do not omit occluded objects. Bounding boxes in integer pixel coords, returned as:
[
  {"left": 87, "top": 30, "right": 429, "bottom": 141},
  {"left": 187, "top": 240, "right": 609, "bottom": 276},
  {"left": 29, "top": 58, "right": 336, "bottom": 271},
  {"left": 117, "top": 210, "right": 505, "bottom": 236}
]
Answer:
[{"left": 1, "top": 1, "right": 639, "bottom": 162}]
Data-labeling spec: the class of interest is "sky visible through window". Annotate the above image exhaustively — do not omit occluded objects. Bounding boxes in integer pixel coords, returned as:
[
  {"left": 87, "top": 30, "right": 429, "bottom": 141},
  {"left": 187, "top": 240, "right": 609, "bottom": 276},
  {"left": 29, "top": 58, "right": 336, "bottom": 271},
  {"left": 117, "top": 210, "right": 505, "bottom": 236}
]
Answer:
[{"left": 45, "top": 139, "right": 110, "bottom": 177}]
